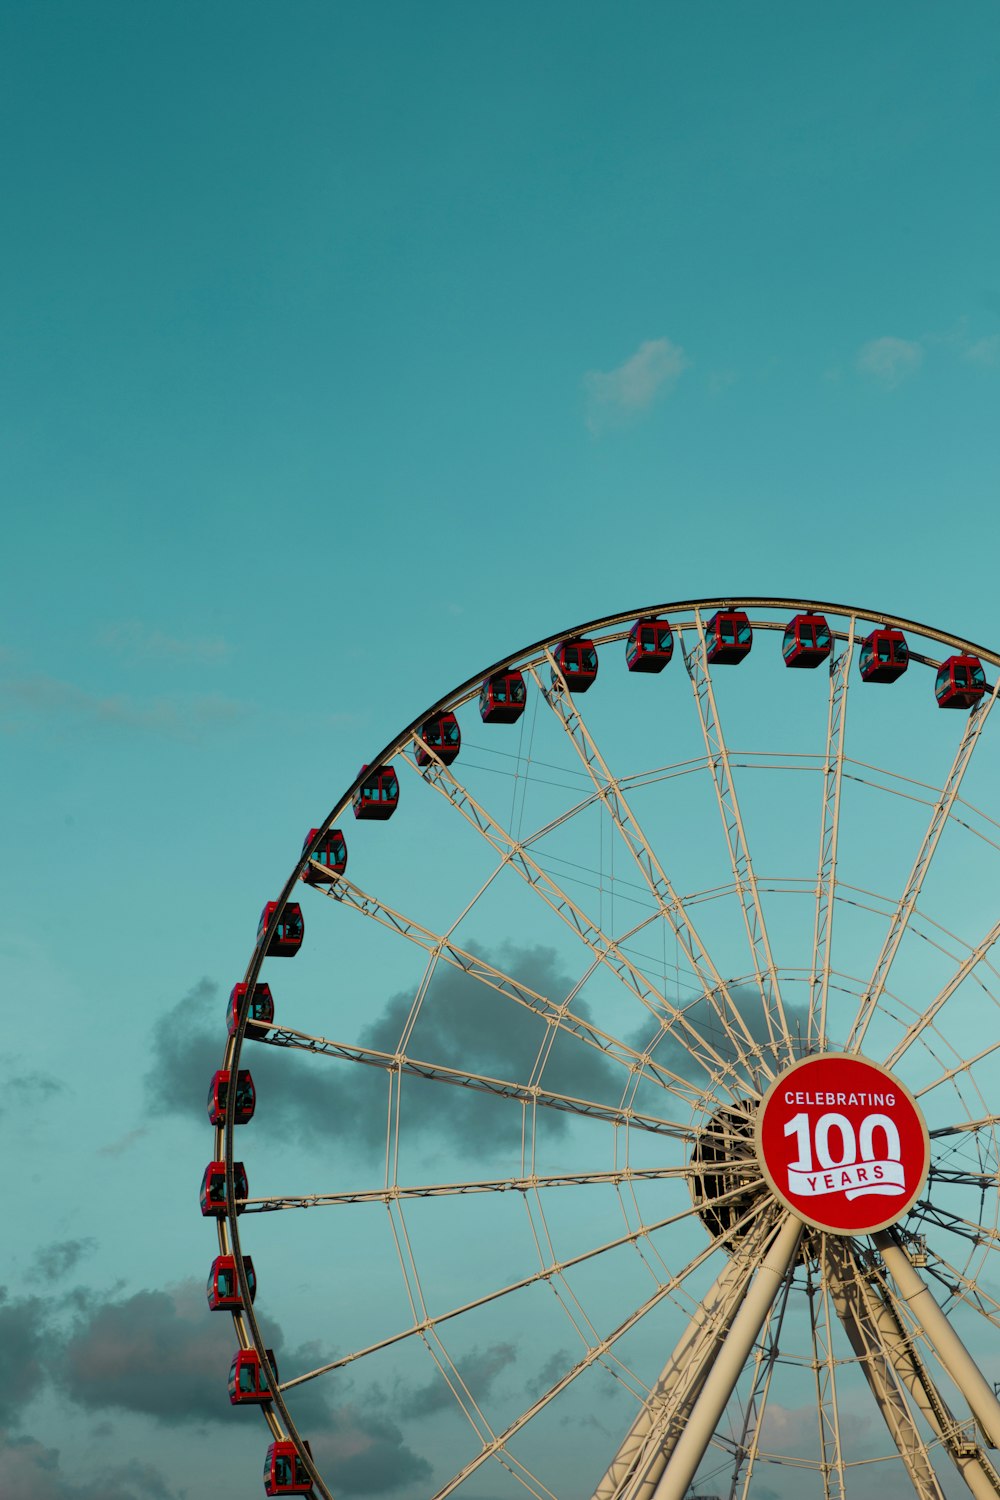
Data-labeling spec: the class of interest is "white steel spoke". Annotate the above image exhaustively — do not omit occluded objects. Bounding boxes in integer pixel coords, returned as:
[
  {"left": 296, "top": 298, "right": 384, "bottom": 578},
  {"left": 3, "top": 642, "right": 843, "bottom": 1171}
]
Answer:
[
  {"left": 917, "top": 1038, "right": 1000, "bottom": 1094},
  {"left": 649, "top": 1211, "right": 803, "bottom": 1500},
  {"left": 255, "top": 1020, "right": 693, "bottom": 1137},
  {"left": 808, "top": 623, "right": 855, "bottom": 1051},
  {"left": 531, "top": 655, "right": 771, "bottom": 1083},
  {"left": 929, "top": 1115, "right": 1000, "bottom": 1138},
  {"left": 426, "top": 1199, "right": 775, "bottom": 1500},
  {"left": 400, "top": 747, "right": 760, "bottom": 1103},
  {"left": 243, "top": 1166, "right": 696, "bottom": 1213},
  {"left": 594, "top": 1212, "right": 777, "bottom": 1500},
  {"left": 323, "top": 874, "right": 678, "bottom": 1094},
  {"left": 280, "top": 1186, "right": 771, "bottom": 1394},
  {"left": 683, "top": 614, "right": 792, "bottom": 1066},
  {"left": 883, "top": 913, "right": 1000, "bottom": 1071},
  {"left": 846, "top": 684, "right": 1000, "bottom": 1053}
]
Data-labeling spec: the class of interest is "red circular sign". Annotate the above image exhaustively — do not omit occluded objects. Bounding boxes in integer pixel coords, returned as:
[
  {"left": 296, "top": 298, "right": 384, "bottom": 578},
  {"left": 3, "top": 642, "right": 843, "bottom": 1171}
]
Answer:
[{"left": 754, "top": 1054, "right": 929, "bottom": 1233}]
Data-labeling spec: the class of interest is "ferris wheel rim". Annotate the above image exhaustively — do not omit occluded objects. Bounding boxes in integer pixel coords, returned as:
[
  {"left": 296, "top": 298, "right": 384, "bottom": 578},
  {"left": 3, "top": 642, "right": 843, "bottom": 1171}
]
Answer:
[{"left": 213, "top": 595, "right": 1000, "bottom": 1500}]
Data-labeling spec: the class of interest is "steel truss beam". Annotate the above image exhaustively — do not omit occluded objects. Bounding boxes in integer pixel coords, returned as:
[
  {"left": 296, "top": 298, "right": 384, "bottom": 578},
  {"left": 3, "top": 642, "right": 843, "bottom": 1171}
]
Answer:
[
  {"left": 683, "top": 613, "right": 793, "bottom": 1068},
  {"left": 847, "top": 683, "right": 1000, "bottom": 1054},
  {"left": 809, "top": 624, "right": 855, "bottom": 1051},
  {"left": 648, "top": 1213, "right": 803, "bottom": 1500},
  {"left": 852, "top": 1241, "right": 1000, "bottom": 1499},
  {"left": 532, "top": 654, "right": 769, "bottom": 1085},
  {"left": 401, "top": 748, "right": 757, "bottom": 1103},
  {"left": 726, "top": 1249, "right": 794, "bottom": 1500},
  {"left": 426, "top": 1199, "right": 774, "bottom": 1500},
  {"left": 884, "top": 912, "right": 1000, "bottom": 1072},
  {"left": 876, "top": 1233, "right": 1000, "bottom": 1452},
  {"left": 592, "top": 1214, "right": 777, "bottom": 1500},
  {"left": 824, "top": 1241, "right": 946, "bottom": 1499},
  {"left": 808, "top": 1242, "right": 848, "bottom": 1500},
  {"left": 322, "top": 873, "right": 684, "bottom": 1098},
  {"left": 243, "top": 1166, "right": 696, "bottom": 1213},
  {"left": 280, "top": 1185, "right": 770, "bottom": 1395},
  {"left": 254, "top": 1019, "right": 693, "bottom": 1137}
]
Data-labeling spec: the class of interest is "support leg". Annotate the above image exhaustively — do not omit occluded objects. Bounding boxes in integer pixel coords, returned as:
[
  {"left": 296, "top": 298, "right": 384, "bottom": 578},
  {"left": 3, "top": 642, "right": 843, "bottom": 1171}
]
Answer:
[{"left": 648, "top": 1213, "right": 803, "bottom": 1500}]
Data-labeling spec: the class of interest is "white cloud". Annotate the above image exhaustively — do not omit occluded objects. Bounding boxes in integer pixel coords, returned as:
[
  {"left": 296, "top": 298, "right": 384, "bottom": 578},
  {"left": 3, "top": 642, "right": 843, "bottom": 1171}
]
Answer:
[
  {"left": 98, "top": 621, "right": 231, "bottom": 664},
  {"left": 964, "top": 334, "right": 1000, "bottom": 367},
  {"left": 0, "top": 674, "right": 248, "bottom": 740},
  {"left": 585, "top": 337, "right": 690, "bottom": 432},
  {"left": 856, "top": 336, "right": 924, "bottom": 388}
]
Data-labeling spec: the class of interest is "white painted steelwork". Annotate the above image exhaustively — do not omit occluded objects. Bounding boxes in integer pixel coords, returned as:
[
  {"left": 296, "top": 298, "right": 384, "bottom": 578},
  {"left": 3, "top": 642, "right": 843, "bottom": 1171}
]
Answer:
[{"left": 211, "top": 600, "right": 1000, "bottom": 1500}]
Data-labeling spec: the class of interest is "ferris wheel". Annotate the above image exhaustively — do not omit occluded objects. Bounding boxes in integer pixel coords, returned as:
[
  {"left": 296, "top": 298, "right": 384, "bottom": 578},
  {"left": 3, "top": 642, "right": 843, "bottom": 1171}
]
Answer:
[{"left": 204, "top": 599, "right": 1000, "bottom": 1500}]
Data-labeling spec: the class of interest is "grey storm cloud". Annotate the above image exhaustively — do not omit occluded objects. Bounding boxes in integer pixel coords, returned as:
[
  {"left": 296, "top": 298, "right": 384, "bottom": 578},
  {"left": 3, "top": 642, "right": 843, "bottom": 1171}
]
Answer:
[
  {"left": 146, "top": 948, "right": 625, "bottom": 1154},
  {"left": 54, "top": 1278, "right": 281, "bottom": 1426},
  {"left": 641, "top": 986, "right": 810, "bottom": 1076},
  {"left": 146, "top": 966, "right": 807, "bottom": 1158},
  {"left": 28, "top": 1239, "right": 96, "bottom": 1285},
  {"left": 309, "top": 1405, "right": 432, "bottom": 1495},
  {"left": 4, "top": 1068, "right": 65, "bottom": 1100},
  {"left": 48, "top": 1277, "right": 430, "bottom": 1495},
  {"left": 397, "top": 1341, "right": 517, "bottom": 1419},
  {"left": 0, "top": 1434, "right": 181, "bottom": 1500},
  {"left": 47, "top": 1278, "right": 431, "bottom": 1500},
  {"left": 0, "top": 1289, "right": 50, "bottom": 1424}
]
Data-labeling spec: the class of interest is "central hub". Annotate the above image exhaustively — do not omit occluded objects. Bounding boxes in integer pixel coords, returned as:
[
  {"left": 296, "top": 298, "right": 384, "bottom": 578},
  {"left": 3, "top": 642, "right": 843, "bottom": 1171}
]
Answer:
[
  {"left": 690, "top": 1100, "right": 760, "bottom": 1242},
  {"left": 753, "top": 1053, "right": 930, "bottom": 1234}
]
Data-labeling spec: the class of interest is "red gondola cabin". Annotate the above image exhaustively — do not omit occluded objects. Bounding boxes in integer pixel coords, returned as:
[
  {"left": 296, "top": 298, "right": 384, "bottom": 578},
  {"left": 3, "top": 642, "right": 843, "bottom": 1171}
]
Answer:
[
  {"left": 207, "top": 1254, "right": 256, "bottom": 1312},
  {"left": 782, "top": 613, "right": 833, "bottom": 669},
  {"left": 415, "top": 712, "right": 461, "bottom": 767},
  {"left": 200, "top": 1161, "right": 248, "bottom": 1218},
  {"left": 705, "top": 611, "right": 752, "bottom": 665},
  {"left": 626, "top": 617, "right": 673, "bottom": 673},
  {"left": 352, "top": 764, "right": 399, "bottom": 820},
  {"left": 227, "top": 982, "right": 274, "bottom": 1038},
  {"left": 859, "top": 629, "right": 909, "bottom": 683},
  {"left": 552, "top": 638, "right": 599, "bottom": 693},
  {"left": 300, "top": 828, "right": 347, "bottom": 884},
  {"left": 264, "top": 1440, "right": 314, "bottom": 1496},
  {"left": 207, "top": 1069, "right": 256, "bottom": 1127},
  {"left": 258, "top": 902, "right": 304, "bottom": 957},
  {"left": 935, "top": 654, "right": 987, "bottom": 709},
  {"left": 479, "top": 670, "right": 527, "bottom": 724},
  {"left": 229, "top": 1348, "right": 276, "bottom": 1405}
]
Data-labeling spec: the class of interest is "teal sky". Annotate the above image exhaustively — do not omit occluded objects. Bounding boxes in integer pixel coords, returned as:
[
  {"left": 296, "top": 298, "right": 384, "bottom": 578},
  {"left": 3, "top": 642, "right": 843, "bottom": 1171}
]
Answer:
[{"left": 2, "top": 4, "right": 999, "bottom": 1498}]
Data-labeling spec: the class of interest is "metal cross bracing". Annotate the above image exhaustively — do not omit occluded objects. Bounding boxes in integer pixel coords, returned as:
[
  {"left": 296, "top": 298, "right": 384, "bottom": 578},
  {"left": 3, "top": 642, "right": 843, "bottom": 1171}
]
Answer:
[
  {"left": 824, "top": 1242, "right": 948, "bottom": 1500},
  {"left": 398, "top": 741, "right": 764, "bottom": 1109},
  {"left": 726, "top": 1249, "right": 795, "bottom": 1500},
  {"left": 863, "top": 1240, "right": 1000, "bottom": 1497},
  {"left": 682, "top": 612, "right": 794, "bottom": 1070},
  {"left": 846, "top": 678, "right": 1000, "bottom": 1055},
  {"left": 591, "top": 1209, "right": 781, "bottom": 1500},
  {"left": 806, "top": 1242, "right": 848, "bottom": 1500},
  {"left": 808, "top": 621, "right": 855, "bottom": 1053},
  {"left": 528, "top": 652, "right": 773, "bottom": 1088}
]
